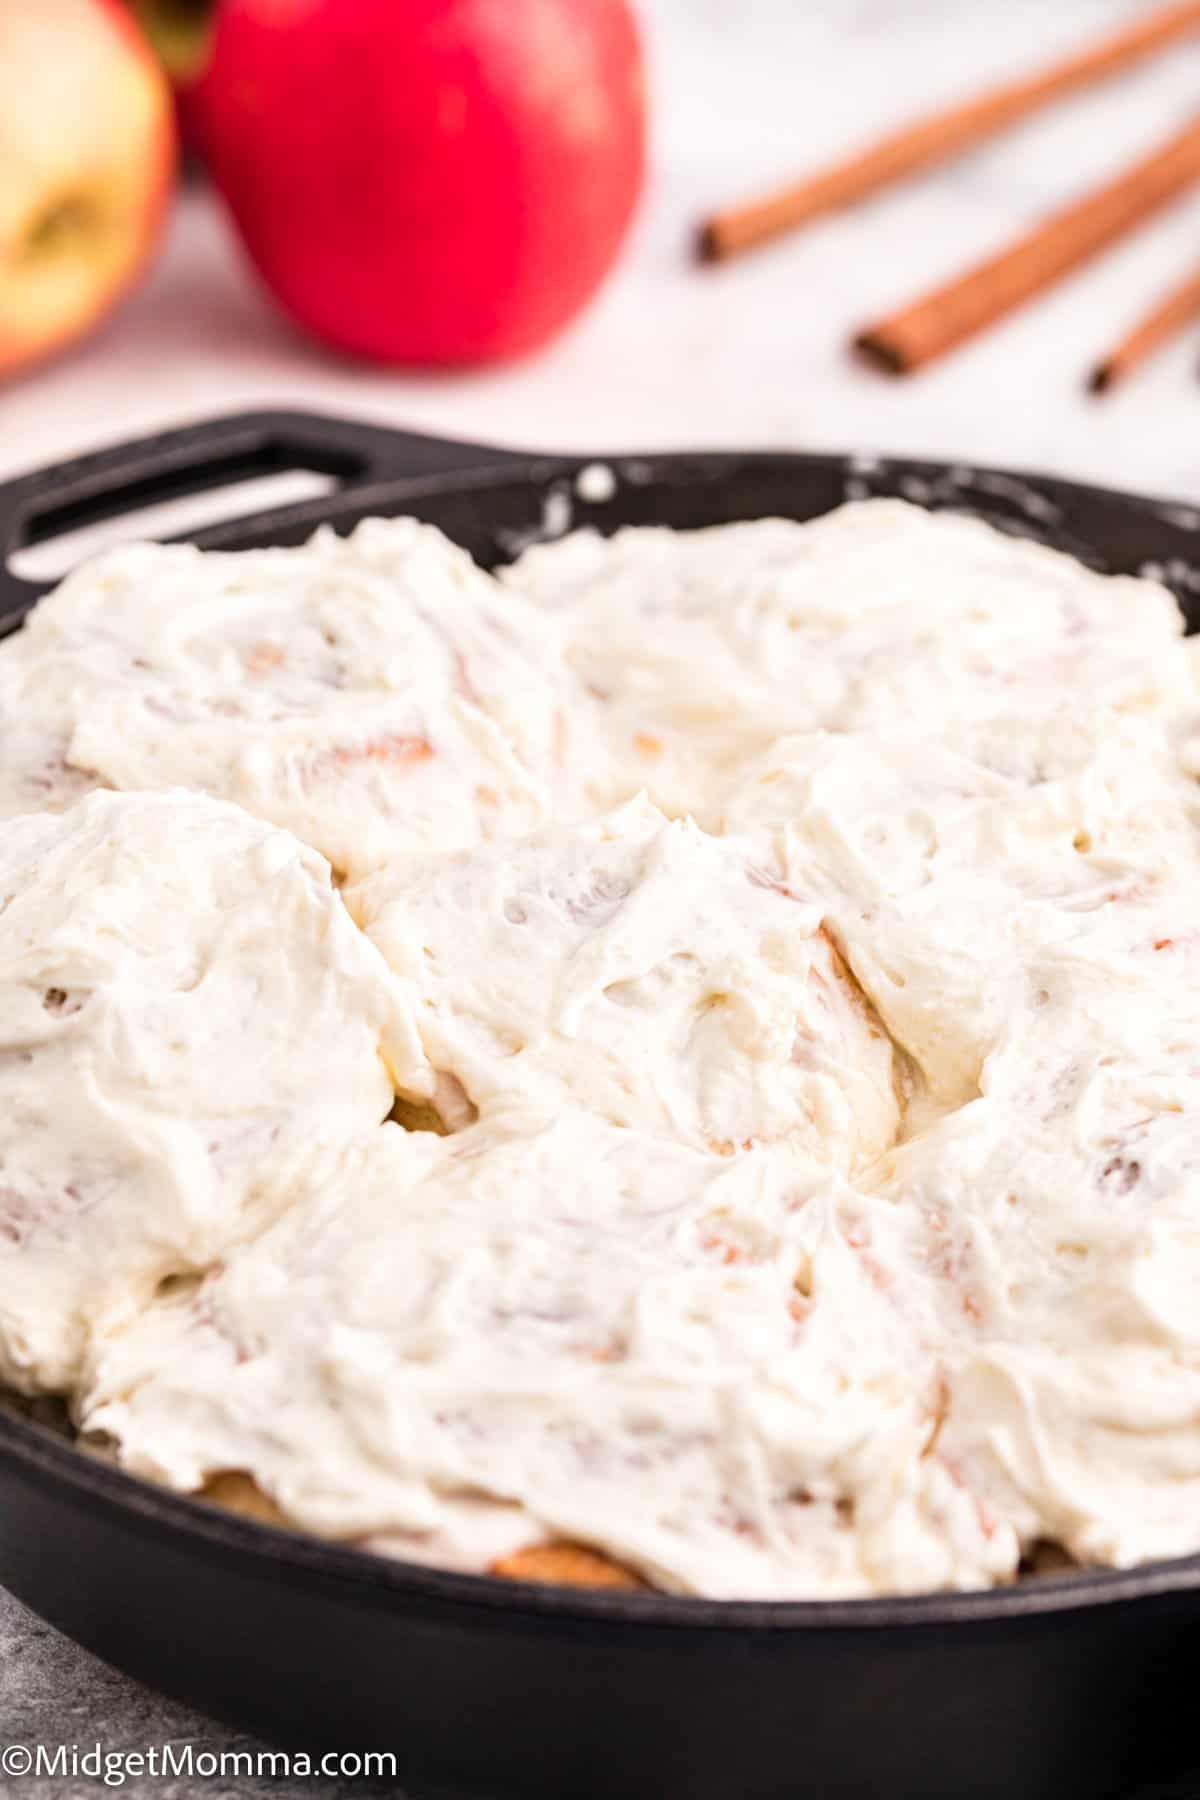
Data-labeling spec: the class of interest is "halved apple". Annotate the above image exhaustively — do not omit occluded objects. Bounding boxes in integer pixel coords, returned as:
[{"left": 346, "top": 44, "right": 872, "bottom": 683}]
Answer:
[{"left": 0, "top": 0, "right": 177, "bottom": 380}]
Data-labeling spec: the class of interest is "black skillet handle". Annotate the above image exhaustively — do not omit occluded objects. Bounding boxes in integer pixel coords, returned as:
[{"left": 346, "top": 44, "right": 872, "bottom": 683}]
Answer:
[{"left": 0, "top": 409, "right": 532, "bottom": 626}]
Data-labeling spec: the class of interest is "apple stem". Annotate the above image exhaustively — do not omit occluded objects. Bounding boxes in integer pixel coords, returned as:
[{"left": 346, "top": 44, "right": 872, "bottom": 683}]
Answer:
[{"left": 132, "top": 0, "right": 215, "bottom": 83}]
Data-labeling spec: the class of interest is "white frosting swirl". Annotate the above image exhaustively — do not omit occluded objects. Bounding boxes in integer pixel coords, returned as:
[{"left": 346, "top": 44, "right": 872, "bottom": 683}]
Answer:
[
  {"left": 503, "top": 500, "right": 1188, "bottom": 822},
  {"left": 84, "top": 1111, "right": 1014, "bottom": 1598},
  {"left": 346, "top": 796, "right": 900, "bottom": 1168},
  {"left": 0, "top": 518, "right": 599, "bottom": 878},
  {"left": 0, "top": 789, "right": 424, "bottom": 1392}
]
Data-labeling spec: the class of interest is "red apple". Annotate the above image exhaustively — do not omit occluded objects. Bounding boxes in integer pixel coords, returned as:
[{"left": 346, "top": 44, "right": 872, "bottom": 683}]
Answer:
[
  {"left": 195, "top": 0, "right": 646, "bottom": 366},
  {"left": 0, "top": 0, "right": 177, "bottom": 380}
]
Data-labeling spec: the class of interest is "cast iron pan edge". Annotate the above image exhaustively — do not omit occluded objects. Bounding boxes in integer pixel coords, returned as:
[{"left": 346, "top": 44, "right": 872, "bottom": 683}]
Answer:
[{"left": 0, "top": 412, "right": 1198, "bottom": 1800}]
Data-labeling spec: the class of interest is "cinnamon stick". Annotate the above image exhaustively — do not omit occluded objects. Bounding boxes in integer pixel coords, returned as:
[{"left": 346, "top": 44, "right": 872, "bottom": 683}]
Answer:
[
  {"left": 855, "top": 116, "right": 1200, "bottom": 375},
  {"left": 1088, "top": 261, "right": 1200, "bottom": 391},
  {"left": 697, "top": 2, "right": 1200, "bottom": 263}
]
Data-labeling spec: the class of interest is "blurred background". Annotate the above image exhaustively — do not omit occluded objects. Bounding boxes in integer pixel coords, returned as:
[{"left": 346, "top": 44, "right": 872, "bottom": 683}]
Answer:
[{"left": 0, "top": 0, "right": 1197, "bottom": 520}]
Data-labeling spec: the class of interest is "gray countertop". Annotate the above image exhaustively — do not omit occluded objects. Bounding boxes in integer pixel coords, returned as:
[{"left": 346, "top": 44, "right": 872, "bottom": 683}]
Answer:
[{"left": 0, "top": 1587, "right": 417, "bottom": 1799}]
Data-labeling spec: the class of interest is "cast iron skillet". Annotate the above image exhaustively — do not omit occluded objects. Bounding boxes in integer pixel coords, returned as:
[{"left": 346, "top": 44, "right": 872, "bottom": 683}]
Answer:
[{"left": 0, "top": 411, "right": 1198, "bottom": 1800}]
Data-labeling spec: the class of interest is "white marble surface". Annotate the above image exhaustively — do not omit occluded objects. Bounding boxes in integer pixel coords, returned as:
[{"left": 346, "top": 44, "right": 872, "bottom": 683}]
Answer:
[
  {"left": 0, "top": 0, "right": 1197, "bottom": 504},
  {"left": 0, "top": 3, "right": 1199, "bottom": 1794}
]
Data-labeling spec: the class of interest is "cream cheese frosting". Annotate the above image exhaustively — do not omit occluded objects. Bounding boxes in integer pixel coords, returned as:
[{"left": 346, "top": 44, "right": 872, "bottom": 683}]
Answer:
[
  {"left": 0, "top": 518, "right": 600, "bottom": 878},
  {"left": 0, "top": 650, "right": 113, "bottom": 819},
  {"left": 502, "top": 499, "right": 1189, "bottom": 823},
  {"left": 721, "top": 704, "right": 1200, "bottom": 1104},
  {"left": 346, "top": 795, "right": 901, "bottom": 1166},
  {"left": 3, "top": 495, "right": 1200, "bottom": 1599},
  {"left": 878, "top": 945, "right": 1200, "bottom": 1574},
  {"left": 0, "top": 788, "right": 425, "bottom": 1394},
  {"left": 83, "top": 1110, "right": 1014, "bottom": 1599}
]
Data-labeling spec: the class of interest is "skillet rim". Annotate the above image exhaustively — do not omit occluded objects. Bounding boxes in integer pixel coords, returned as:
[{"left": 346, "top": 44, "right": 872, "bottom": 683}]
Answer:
[
  {"left": 1, "top": 419, "right": 1199, "bottom": 1638},
  {"left": 5, "top": 1400, "right": 1200, "bottom": 1631}
]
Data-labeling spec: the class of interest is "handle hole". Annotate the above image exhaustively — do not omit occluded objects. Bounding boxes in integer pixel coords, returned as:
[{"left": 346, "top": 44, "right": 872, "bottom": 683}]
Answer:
[
  {"left": 8, "top": 436, "right": 365, "bottom": 584},
  {"left": 10, "top": 469, "right": 340, "bottom": 582}
]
